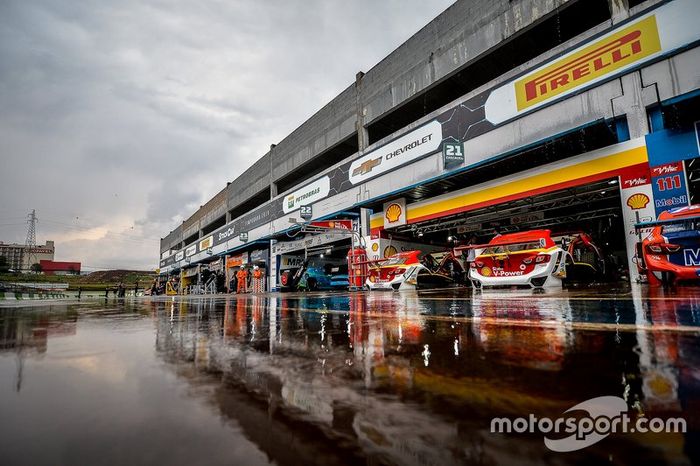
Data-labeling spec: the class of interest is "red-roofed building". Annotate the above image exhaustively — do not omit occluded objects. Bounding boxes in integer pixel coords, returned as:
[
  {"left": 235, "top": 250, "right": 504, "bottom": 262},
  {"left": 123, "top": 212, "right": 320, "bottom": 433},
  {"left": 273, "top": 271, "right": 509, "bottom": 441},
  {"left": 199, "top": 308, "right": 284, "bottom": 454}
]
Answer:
[{"left": 39, "top": 260, "right": 81, "bottom": 275}]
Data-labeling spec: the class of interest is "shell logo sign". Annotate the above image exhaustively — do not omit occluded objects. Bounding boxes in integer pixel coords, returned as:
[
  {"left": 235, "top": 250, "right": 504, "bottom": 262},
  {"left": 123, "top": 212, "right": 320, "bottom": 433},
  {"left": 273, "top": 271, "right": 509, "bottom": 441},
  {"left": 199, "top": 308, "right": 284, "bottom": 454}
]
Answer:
[
  {"left": 371, "top": 243, "right": 379, "bottom": 252},
  {"left": 386, "top": 203, "right": 402, "bottom": 223},
  {"left": 481, "top": 267, "right": 492, "bottom": 277},
  {"left": 383, "top": 198, "right": 407, "bottom": 228},
  {"left": 626, "top": 193, "right": 650, "bottom": 210},
  {"left": 383, "top": 245, "right": 398, "bottom": 258}
]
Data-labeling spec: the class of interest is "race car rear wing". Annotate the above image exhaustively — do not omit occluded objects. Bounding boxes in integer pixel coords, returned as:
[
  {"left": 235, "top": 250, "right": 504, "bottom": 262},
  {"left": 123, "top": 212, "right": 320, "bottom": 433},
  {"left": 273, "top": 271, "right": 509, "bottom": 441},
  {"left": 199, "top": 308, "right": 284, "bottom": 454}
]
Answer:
[
  {"left": 352, "top": 257, "right": 416, "bottom": 269},
  {"left": 453, "top": 239, "right": 546, "bottom": 254},
  {"left": 634, "top": 214, "right": 700, "bottom": 231}
]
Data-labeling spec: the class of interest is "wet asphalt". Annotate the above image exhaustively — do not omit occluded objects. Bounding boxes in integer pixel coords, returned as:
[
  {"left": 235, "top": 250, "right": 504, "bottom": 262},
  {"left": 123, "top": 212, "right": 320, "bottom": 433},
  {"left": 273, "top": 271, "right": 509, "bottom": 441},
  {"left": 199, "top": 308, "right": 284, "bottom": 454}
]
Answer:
[{"left": 0, "top": 286, "right": 699, "bottom": 465}]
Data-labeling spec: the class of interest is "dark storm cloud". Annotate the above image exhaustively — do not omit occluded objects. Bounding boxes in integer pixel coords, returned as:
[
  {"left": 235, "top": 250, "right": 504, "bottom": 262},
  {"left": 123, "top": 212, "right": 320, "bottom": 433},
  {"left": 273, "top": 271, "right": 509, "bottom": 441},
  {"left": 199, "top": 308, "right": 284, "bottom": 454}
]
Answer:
[{"left": 0, "top": 0, "right": 455, "bottom": 270}]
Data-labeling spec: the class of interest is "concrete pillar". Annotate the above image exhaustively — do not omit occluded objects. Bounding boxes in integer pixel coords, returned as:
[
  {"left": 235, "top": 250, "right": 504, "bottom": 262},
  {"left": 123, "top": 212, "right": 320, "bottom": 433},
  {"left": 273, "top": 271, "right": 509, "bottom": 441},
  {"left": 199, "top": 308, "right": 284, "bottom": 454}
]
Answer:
[
  {"left": 611, "top": 71, "right": 659, "bottom": 283},
  {"left": 611, "top": 72, "right": 658, "bottom": 139},
  {"left": 355, "top": 71, "right": 369, "bottom": 152},
  {"left": 269, "top": 145, "right": 278, "bottom": 199},
  {"left": 609, "top": 0, "right": 630, "bottom": 24}
]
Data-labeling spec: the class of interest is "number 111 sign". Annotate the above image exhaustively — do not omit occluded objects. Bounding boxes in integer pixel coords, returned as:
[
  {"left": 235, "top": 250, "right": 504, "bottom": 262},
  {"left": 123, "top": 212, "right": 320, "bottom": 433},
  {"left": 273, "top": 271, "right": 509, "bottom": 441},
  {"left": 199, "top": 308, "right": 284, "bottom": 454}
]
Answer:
[{"left": 650, "top": 161, "right": 689, "bottom": 217}]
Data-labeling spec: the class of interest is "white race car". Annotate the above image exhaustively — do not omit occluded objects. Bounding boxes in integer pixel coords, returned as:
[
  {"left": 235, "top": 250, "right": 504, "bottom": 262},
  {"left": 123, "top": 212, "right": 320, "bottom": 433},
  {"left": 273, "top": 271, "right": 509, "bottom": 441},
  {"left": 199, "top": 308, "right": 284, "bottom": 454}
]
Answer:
[
  {"left": 467, "top": 229, "right": 570, "bottom": 289},
  {"left": 366, "top": 250, "right": 463, "bottom": 291}
]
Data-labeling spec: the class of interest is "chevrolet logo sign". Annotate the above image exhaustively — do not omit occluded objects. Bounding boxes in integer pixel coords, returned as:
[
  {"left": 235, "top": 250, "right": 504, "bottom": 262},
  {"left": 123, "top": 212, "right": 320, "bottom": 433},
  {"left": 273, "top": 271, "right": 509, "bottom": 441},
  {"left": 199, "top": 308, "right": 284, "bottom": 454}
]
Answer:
[{"left": 352, "top": 156, "right": 382, "bottom": 177}]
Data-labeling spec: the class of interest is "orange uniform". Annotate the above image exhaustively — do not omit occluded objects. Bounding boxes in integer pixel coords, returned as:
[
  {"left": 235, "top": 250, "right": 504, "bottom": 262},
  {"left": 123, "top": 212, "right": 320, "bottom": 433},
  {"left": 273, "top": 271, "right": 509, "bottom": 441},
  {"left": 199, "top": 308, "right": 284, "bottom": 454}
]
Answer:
[{"left": 236, "top": 268, "right": 248, "bottom": 293}]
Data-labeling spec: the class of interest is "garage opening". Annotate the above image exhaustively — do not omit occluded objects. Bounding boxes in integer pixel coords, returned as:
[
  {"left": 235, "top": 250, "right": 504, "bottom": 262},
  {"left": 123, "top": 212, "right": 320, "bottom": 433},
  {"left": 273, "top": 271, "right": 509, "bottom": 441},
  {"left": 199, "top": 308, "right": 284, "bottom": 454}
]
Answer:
[{"left": 375, "top": 177, "right": 629, "bottom": 284}]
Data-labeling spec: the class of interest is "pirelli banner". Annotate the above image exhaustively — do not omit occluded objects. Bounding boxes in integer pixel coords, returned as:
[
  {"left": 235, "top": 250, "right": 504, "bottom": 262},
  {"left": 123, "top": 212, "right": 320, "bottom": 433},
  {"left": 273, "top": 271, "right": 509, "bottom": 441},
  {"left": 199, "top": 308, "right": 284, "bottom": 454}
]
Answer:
[{"left": 486, "top": 0, "right": 700, "bottom": 124}]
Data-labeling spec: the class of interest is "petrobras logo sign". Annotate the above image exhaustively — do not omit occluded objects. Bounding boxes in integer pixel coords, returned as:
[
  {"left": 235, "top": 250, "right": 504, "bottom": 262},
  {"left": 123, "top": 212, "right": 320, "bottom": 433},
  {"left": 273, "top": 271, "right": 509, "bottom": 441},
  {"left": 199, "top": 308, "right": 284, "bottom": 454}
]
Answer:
[
  {"left": 175, "top": 251, "right": 184, "bottom": 262},
  {"left": 484, "top": 0, "right": 700, "bottom": 125},
  {"left": 349, "top": 120, "right": 442, "bottom": 185},
  {"left": 282, "top": 176, "right": 330, "bottom": 214},
  {"left": 185, "top": 245, "right": 197, "bottom": 257}
]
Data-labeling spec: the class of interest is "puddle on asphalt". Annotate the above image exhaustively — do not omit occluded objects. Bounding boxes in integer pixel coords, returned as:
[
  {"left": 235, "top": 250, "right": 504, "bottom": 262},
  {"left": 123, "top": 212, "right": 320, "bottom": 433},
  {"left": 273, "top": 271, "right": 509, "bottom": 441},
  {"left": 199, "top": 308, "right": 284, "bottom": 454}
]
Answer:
[{"left": 1, "top": 290, "right": 699, "bottom": 465}]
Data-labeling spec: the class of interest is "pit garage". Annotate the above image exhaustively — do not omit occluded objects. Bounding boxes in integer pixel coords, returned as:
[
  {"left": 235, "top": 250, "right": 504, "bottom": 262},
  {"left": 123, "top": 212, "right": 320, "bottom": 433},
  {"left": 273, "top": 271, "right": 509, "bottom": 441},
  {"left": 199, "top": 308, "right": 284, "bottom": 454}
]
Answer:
[
  {"left": 270, "top": 220, "right": 358, "bottom": 291},
  {"left": 377, "top": 179, "right": 626, "bottom": 279},
  {"left": 366, "top": 136, "right": 654, "bottom": 284}
]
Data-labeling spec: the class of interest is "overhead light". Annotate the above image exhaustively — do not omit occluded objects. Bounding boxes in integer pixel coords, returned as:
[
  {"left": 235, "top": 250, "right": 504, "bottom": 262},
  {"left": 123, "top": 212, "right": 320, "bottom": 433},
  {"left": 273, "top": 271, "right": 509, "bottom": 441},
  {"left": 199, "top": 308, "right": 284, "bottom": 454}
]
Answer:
[
  {"left": 601, "top": 190, "right": 607, "bottom": 195},
  {"left": 320, "top": 253, "right": 324, "bottom": 258},
  {"left": 447, "top": 235, "right": 454, "bottom": 241},
  {"left": 608, "top": 179, "right": 618, "bottom": 185},
  {"left": 417, "top": 230, "right": 424, "bottom": 237}
]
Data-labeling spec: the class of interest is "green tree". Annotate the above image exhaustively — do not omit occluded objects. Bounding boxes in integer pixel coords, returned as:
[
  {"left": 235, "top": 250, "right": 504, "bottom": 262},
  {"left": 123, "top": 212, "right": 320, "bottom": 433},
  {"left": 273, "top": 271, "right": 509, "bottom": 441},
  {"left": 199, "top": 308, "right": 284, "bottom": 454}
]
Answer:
[{"left": 30, "top": 263, "right": 42, "bottom": 274}]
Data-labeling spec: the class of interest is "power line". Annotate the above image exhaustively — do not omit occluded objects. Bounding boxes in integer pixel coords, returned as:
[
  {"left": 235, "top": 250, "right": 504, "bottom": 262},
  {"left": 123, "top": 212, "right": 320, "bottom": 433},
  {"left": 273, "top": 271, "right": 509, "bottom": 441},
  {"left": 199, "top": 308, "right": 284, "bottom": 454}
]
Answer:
[{"left": 24, "top": 209, "right": 37, "bottom": 271}]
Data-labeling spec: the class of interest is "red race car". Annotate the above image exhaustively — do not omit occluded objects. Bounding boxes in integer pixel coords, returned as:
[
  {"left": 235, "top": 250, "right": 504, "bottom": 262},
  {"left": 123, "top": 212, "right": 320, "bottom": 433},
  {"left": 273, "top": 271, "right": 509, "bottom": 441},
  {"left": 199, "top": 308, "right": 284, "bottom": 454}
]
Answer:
[{"left": 637, "top": 205, "right": 700, "bottom": 286}]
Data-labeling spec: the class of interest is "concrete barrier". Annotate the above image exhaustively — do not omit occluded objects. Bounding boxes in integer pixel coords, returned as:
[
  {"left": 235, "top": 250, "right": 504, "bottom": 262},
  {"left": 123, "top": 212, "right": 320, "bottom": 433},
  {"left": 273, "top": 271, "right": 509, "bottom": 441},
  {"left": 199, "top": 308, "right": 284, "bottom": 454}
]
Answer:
[{"left": 0, "top": 291, "right": 69, "bottom": 301}]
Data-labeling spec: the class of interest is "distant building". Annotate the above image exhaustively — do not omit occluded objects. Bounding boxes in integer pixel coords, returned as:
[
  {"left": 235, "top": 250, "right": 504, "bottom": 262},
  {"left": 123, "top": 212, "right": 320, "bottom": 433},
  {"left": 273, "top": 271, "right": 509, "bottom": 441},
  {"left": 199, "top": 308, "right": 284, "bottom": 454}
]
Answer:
[
  {"left": 0, "top": 240, "right": 54, "bottom": 272},
  {"left": 39, "top": 260, "right": 81, "bottom": 276}
]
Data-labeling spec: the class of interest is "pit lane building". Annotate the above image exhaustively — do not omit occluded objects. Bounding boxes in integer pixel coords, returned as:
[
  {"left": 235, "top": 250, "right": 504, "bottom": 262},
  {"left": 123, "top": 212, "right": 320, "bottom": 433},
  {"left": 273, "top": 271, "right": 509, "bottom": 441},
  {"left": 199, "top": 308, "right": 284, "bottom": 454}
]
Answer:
[{"left": 159, "top": 0, "right": 700, "bottom": 288}]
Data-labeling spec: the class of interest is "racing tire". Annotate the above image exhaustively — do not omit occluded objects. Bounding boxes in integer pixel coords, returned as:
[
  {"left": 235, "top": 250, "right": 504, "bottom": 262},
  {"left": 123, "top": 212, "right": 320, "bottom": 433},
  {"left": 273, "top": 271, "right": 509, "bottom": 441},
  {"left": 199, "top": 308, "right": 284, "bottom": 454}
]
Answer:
[{"left": 661, "top": 271, "right": 675, "bottom": 286}]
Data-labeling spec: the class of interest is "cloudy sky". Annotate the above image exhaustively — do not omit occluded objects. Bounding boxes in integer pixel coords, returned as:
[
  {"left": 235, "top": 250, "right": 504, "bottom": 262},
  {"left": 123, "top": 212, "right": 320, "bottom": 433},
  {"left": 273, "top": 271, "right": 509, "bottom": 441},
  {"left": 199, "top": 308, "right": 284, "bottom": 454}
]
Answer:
[{"left": 0, "top": 0, "right": 454, "bottom": 271}]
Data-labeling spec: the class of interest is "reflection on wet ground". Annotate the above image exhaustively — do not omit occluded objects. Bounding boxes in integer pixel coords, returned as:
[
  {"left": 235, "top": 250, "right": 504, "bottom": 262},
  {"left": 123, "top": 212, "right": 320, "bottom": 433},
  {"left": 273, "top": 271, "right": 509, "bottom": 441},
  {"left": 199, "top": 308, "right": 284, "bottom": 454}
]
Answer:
[{"left": 1, "top": 286, "right": 699, "bottom": 465}]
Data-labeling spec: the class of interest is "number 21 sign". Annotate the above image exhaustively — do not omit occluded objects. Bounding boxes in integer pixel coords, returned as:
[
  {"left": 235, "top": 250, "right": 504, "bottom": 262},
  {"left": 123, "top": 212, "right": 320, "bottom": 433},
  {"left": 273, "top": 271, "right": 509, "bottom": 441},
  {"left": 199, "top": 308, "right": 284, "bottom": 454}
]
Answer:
[{"left": 443, "top": 142, "right": 465, "bottom": 170}]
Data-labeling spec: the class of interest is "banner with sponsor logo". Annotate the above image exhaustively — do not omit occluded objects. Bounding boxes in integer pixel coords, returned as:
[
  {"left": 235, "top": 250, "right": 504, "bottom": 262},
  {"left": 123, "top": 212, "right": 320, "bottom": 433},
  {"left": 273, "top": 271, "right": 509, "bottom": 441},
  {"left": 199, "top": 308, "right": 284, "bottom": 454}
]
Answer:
[
  {"left": 271, "top": 232, "right": 349, "bottom": 255},
  {"left": 226, "top": 253, "right": 248, "bottom": 268},
  {"left": 511, "top": 211, "right": 545, "bottom": 225},
  {"left": 283, "top": 176, "right": 331, "bottom": 214},
  {"left": 619, "top": 165, "right": 656, "bottom": 282},
  {"left": 650, "top": 161, "right": 689, "bottom": 216},
  {"left": 279, "top": 255, "right": 305, "bottom": 270},
  {"left": 383, "top": 198, "right": 407, "bottom": 229},
  {"left": 485, "top": 0, "right": 700, "bottom": 124},
  {"left": 185, "top": 245, "right": 197, "bottom": 257},
  {"left": 365, "top": 236, "right": 441, "bottom": 261},
  {"left": 350, "top": 121, "right": 442, "bottom": 185},
  {"left": 198, "top": 235, "right": 213, "bottom": 251},
  {"left": 308, "top": 220, "right": 353, "bottom": 230}
]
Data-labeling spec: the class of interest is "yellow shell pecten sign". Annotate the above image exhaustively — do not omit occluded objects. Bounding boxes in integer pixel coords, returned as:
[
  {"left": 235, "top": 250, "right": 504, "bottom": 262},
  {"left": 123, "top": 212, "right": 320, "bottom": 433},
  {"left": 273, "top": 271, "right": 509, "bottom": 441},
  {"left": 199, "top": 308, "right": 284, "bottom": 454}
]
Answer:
[
  {"left": 626, "top": 193, "right": 650, "bottom": 210},
  {"left": 385, "top": 203, "right": 403, "bottom": 224}
]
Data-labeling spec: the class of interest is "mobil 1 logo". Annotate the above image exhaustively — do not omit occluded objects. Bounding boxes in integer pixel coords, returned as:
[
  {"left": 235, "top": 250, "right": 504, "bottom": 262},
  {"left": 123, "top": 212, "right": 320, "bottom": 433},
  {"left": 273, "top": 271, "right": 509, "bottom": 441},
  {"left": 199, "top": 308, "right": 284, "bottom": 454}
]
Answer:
[{"left": 443, "top": 141, "right": 465, "bottom": 170}]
